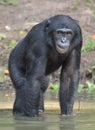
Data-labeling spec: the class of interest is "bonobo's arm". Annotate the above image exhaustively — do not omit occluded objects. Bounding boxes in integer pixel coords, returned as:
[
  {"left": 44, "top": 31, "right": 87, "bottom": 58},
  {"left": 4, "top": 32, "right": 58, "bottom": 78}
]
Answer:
[
  {"left": 59, "top": 49, "right": 81, "bottom": 115},
  {"left": 8, "top": 42, "right": 27, "bottom": 90}
]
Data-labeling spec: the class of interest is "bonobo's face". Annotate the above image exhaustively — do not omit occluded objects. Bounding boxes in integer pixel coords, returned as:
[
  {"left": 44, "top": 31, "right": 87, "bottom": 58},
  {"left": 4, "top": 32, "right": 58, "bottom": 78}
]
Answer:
[{"left": 54, "top": 28, "right": 74, "bottom": 54}]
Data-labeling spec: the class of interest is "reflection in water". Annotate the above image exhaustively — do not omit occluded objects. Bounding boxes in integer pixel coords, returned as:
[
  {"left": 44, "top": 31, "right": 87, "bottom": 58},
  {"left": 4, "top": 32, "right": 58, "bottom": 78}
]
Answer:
[
  {"left": 13, "top": 116, "right": 46, "bottom": 130},
  {"left": 14, "top": 123, "right": 46, "bottom": 130},
  {"left": 60, "top": 116, "right": 75, "bottom": 130},
  {"left": 13, "top": 113, "right": 75, "bottom": 130},
  {"left": 0, "top": 110, "right": 95, "bottom": 130}
]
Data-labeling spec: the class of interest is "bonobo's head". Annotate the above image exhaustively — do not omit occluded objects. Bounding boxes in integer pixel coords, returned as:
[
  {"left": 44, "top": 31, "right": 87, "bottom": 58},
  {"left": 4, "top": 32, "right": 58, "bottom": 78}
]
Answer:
[
  {"left": 53, "top": 28, "right": 74, "bottom": 54},
  {"left": 44, "top": 15, "right": 81, "bottom": 54}
]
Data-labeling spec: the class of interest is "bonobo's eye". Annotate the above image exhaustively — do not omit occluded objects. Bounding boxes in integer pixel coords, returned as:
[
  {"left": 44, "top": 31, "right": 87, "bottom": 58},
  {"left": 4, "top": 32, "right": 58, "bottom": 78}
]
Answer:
[
  {"left": 56, "top": 31, "right": 61, "bottom": 35},
  {"left": 56, "top": 31, "right": 63, "bottom": 36},
  {"left": 66, "top": 32, "right": 72, "bottom": 37},
  {"left": 66, "top": 32, "right": 71, "bottom": 35}
]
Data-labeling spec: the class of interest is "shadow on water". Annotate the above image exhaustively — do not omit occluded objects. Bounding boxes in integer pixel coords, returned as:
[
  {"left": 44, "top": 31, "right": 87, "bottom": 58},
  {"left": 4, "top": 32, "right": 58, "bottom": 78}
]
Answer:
[{"left": 0, "top": 109, "right": 95, "bottom": 130}]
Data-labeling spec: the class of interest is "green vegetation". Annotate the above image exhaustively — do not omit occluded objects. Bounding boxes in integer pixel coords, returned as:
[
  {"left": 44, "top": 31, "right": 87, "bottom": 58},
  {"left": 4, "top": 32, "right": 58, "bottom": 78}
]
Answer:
[
  {"left": 92, "top": 10, "right": 95, "bottom": 16},
  {"left": 0, "top": 67, "right": 7, "bottom": 83},
  {"left": 82, "top": 37, "right": 95, "bottom": 52},
  {"left": 50, "top": 81, "right": 95, "bottom": 94},
  {"left": 50, "top": 64, "right": 95, "bottom": 94},
  {"left": 49, "top": 83, "right": 59, "bottom": 93},
  {"left": 0, "top": 33, "right": 17, "bottom": 49},
  {"left": 73, "top": 0, "right": 95, "bottom": 16},
  {"left": 78, "top": 81, "right": 95, "bottom": 93},
  {"left": 0, "top": 34, "right": 6, "bottom": 40},
  {"left": 49, "top": 82, "right": 95, "bottom": 101},
  {"left": 0, "top": 0, "right": 19, "bottom": 5},
  {"left": 50, "top": 82, "right": 83, "bottom": 93},
  {"left": 73, "top": 0, "right": 80, "bottom": 10},
  {"left": 86, "top": 81, "right": 95, "bottom": 92},
  {"left": 5, "top": 39, "right": 17, "bottom": 49},
  {"left": 78, "top": 65, "right": 95, "bottom": 94},
  {"left": 86, "top": 0, "right": 95, "bottom": 6},
  {"left": 85, "top": 0, "right": 95, "bottom": 16}
]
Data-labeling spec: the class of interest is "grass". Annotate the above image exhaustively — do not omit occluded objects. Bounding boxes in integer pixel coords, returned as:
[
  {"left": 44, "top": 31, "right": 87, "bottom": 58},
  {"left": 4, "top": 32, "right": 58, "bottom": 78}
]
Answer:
[
  {"left": 92, "top": 10, "right": 95, "bottom": 16},
  {"left": 0, "top": 0, "right": 19, "bottom": 5},
  {"left": 86, "top": 0, "right": 95, "bottom": 6},
  {"left": 82, "top": 37, "right": 95, "bottom": 52},
  {"left": 73, "top": 0, "right": 80, "bottom": 10},
  {"left": 0, "top": 34, "right": 6, "bottom": 40},
  {"left": 50, "top": 81, "right": 95, "bottom": 95},
  {"left": 5, "top": 39, "right": 17, "bottom": 49}
]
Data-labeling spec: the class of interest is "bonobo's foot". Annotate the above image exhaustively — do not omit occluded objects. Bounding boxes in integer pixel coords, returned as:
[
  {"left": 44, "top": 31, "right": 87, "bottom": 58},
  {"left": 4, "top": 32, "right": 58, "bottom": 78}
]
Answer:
[
  {"left": 26, "top": 109, "right": 39, "bottom": 117},
  {"left": 61, "top": 111, "right": 73, "bottom": 116},
  {"left": 61, "top": 104, "right": 73, "bottom": 116},
  {"left": 13, "top": 98, "right": 39, "bottom": 117},
  {"left": 13, "top": 111, "right": 25, "bottom": 117},
  {"left": 13, "top": 87, "right": 40, "bottom": 117},
  {"left": 13, "top": 109, "right": 39, "bottom": 117},
  {"left": 61, "top": 114, "right": 72, "bottom": 117},
  {"left": 39, "top": 105, "right": 44, "bottom": 113},
  {"left": 39, "top": 109, "right": 44, "bottom": 113}
]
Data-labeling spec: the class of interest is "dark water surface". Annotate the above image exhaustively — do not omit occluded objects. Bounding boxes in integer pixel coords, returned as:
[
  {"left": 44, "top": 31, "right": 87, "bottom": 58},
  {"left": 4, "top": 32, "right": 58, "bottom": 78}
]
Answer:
[{"left": 0, "top": 109, "right": 95, "bottom": 130}]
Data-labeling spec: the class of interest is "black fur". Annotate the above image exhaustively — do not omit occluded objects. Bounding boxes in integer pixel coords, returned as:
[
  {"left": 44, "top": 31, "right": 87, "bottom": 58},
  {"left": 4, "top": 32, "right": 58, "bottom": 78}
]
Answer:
[{"left": 8, "top": 15, "right": 82, "bottom": 117}]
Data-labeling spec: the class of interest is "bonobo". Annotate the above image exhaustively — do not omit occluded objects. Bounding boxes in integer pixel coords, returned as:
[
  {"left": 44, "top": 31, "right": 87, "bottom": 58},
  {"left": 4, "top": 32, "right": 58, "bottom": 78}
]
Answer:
[{"left": 8, "top": 15, "right": 82, "bottom": 117}]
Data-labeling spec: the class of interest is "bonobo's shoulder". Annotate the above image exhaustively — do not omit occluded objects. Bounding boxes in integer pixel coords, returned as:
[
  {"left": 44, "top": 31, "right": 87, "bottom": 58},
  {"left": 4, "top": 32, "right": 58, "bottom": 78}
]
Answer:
[{"left": 27, "top": 21, "right": 45, "bottom": 36}]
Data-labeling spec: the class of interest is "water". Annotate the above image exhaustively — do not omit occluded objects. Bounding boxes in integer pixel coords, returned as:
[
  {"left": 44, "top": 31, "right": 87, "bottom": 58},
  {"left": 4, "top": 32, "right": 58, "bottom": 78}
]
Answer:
[
  {"left": 0, "top": 109, "right": 95, "bottom": 130},
  {"left": 0, "top": 89, "right": 95, "bottom": 130}
]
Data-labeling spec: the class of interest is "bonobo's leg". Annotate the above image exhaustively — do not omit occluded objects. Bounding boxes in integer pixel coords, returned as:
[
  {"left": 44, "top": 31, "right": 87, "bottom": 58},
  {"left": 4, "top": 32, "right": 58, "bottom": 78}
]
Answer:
[
  {"left": 12, "top": 79, "right": 41, "bottom": 117},
  {"left": 59, "top": 50, "right": 81, "bottom": 115},
  {"left": 8, "top": 61, "right": 31, "bottom": 116},
  {"left": 39, "top": 76, "right": 50, "bottom": 112},
  {"left": 10, "top": 55, "right": 47, "bottom": 117},
  {"left": 21, "top": 59, "right": 47, "bottom": 117}
]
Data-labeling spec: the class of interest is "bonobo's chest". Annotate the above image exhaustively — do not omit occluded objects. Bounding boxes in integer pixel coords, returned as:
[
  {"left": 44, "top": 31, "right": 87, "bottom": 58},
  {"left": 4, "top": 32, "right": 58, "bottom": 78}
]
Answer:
[{"left": 45, "top": 54, "right": 65, "bottom": 75}]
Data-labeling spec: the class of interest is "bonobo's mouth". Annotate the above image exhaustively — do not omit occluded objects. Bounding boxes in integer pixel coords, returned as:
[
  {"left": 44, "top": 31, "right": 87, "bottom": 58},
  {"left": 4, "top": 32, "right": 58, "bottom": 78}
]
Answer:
[{"left": 56, "top": 44, "right": 69, "bottom": 54}]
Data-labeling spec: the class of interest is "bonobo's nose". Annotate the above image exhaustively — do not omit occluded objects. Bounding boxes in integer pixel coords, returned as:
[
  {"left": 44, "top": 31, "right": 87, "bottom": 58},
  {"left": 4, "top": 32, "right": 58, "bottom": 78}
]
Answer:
[{"left": 61, "top": 37, "right": 66, "bottom": 43}]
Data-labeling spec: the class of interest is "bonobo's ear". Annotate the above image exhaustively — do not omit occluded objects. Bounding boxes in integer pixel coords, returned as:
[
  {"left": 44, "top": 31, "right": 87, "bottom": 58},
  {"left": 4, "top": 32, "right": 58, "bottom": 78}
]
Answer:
[{"left": 45, "top": 19, "right": 51, "bottom": 30}]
